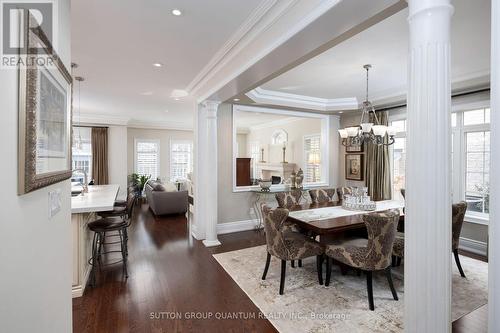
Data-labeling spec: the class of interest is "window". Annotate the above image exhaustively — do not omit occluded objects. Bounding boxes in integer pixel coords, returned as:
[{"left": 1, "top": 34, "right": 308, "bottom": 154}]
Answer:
[
  {"left": 170, "top": 140, "right": 193, "bottom": 181},
  {"left": 390, "top": 107, "right": 490, "bottom": 222},
  {"left": 304, "top": 134, "right": 321, "bottom": 183},
  {"left": 135, "top": 139, "right": 160, "bottom": 180},
  {"left": 72, "top": 127, "right": 92, "bottom": 182},
  {"left": 465, "top": 131, "right": 490, "bottom": 215}
]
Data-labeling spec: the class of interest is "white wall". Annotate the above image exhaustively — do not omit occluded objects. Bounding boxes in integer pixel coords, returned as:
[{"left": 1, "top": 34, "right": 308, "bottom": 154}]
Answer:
[
  {"left": 108, "top": 125, "right": 128, "bottom": 199},
  {"left": 0, "top": 1, "right": 73, "bottom": 332},
  {"left": 127, "top": 127, "right": 194, "bottom": 181}
]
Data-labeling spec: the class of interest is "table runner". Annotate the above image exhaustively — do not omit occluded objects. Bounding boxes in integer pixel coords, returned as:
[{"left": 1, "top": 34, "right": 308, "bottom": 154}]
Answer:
[{"left": 288, "top": 200, "right": 404, "bottom": 222}]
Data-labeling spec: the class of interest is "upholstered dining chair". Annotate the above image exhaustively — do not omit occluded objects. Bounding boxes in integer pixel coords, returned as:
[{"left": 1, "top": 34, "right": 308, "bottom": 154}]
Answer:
[
  {"left": 261, "top": 205, "right": 325, "bottom": 295},
  {"left": 392, "top": 201, "right": 468, "bottom": 277},
  {"left": 309, "top": 188, "right": 336, "bottom": 204},
  {"left": 325, "top": 210, "right": 400, "bottom": 310},
  {"left": 275, "top": 190, "right": 303, "bottom": 208},
  {"left": 336, "top": 187, "right": 353, "bottom": 203}
]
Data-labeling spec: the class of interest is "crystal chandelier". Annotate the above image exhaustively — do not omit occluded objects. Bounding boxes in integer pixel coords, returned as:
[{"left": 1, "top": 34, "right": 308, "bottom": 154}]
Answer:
[{"left": 338, "top": 64, "right": 395, "bottom": 147}]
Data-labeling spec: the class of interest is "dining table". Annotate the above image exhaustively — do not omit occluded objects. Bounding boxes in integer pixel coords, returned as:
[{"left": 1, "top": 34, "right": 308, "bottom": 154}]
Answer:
[{"left": 287, "top": 200, "right": 405, "bottom": 244}]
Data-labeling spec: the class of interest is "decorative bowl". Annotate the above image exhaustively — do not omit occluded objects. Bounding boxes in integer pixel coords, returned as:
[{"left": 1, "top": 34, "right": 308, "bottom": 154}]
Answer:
[{"left": 259, "top": 179, "right": 272, "bottom": 192}]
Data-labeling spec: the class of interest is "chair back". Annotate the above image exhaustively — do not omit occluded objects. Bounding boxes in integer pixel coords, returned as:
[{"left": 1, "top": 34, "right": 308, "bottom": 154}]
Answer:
[
  {"left": 126, "top": 192, "right": 137, "bottom": 219},
  {"left": 261, "top": 205, "right": 289, "bottom": 259},
  {"left": 452, "top": 201, "right": 467, "bottom": 250},
  {"left": 275, "top": 190, "right": 302, "bottom": 208},
  {"left": 363, "top": 209, "right": 400, "bottom": 270},
  {"left": 309, "top": 188, "right": 335, "bottom": 204},
  {"left": 400, "top": 189, "right": 405, "bottom": 199}
]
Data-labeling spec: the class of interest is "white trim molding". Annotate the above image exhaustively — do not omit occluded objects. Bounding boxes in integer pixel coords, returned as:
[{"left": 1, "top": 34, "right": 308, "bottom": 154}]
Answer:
[
  {"left": 246, "top": 87, "right": 359, "bottom": 112},
  {"left": 216, "top": 219, "right": 261, "bottom": 235},
  {"left": 459, "top": 237, "right": 488, "bottom": 257}
]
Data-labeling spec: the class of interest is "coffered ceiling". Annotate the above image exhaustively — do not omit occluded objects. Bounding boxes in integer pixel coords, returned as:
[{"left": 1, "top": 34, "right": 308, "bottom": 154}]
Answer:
[{"left": 259, "top": 0, "right": 490, "bottom": 110}]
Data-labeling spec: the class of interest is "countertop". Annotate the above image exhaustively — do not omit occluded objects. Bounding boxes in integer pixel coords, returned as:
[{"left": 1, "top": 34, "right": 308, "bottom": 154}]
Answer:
[{"left": 71, "top": 184, "right": 120, "bottom": 214}]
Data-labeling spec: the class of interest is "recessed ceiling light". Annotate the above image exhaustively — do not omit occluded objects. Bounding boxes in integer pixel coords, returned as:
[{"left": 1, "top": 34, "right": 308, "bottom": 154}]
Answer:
[
  {"left": 164, "top": 110, "right": 169, "bottom": 113},
  {"left": 172, "top": 9, "right": 182, "bottom": 16},
  {"left": 338, "top": 111, "right": 344, "bottom": 114},
  {"left": 174, "top": 98, "right": 180, "bottom": 101},
  {"left": 153, "top": 62, "right": 163, "bottom": 67},
  {"left": 233, "top": 98, "right": 240, "bottom": 102},
  {"left": 140, "top": 91, "right": 153, "bottom": 96}
]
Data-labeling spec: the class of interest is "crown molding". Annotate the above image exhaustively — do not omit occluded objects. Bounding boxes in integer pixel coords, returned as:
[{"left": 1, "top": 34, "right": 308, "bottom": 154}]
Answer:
[
  {"left": 246, "top": 87, "right": 359, "bottom": 111},
  {"left": 78, "top": 113, "right": 193, "bottom": 131},
  {"left": 186, "top": 0, "right": 285, "bottom": 96}
]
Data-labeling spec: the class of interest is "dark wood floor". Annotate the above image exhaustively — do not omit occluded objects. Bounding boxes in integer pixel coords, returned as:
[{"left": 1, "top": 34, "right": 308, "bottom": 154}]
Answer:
[{"left": 73, "top": 204, "right": 488, "bottom": 333}]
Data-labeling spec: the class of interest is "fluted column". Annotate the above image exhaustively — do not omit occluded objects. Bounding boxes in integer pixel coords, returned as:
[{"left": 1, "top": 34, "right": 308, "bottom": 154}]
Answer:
[
  {"left": 489, "top": 1, "right": 500, "bottom": 332},
  {"left": 195, "top": 100, "right": 221, "bottom": 247},
  {"left": 405, "top": 1, "right": 454, "bottom": 332}
]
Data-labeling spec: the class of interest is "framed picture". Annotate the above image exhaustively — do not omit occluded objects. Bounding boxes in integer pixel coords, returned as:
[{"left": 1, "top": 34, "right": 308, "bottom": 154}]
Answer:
[
  {"left": 346, "top": 143, "right": 364, "bottom": 153},
  {"left": 18, "top": 10, "right": 73, "bottom": 194},
  {"left": 345, "top": 154, "right": 364, "bottom": 181}
]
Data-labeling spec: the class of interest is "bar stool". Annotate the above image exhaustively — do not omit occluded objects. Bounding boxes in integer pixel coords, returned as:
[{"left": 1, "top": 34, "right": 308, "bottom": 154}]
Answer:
[
  {"left": 114, "top": 185, "right": 139, "bottom": 207},
  {"left": 88, "top": 193, "right": 136, "bottom": 286},
  {"left": 88, "top": 217, "right": 128, "bottom": 286}
]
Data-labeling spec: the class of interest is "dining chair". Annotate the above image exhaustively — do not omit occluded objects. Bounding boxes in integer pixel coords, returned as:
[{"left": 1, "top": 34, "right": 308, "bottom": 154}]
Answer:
[
  {"left": 260, "top": 205, "right": 325, "bottom": 295},
  {"left": 391, "top": 201, "right": 468, "bottom": 277},
  {"left": 309, "top": 188, "right": 336, "bottom": 204},
  {"left": 325, "top": 209, "right": 400, "bottom": 310},
  {"left": 336, "top": 187, "right": 354, "bottom": 203},
  {"left": 275, "top": 190, "right": 303, "bottom": 208}
]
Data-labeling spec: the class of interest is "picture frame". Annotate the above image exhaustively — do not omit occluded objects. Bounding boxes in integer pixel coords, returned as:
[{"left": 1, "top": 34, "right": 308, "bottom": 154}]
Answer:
[
  {"left": 345, "top": 154, "right": 364, "bottom": 181},
  {"left": 345, "top": 142, "right": 364, "bottom": 153},
  {"left": 18, "top": 10, "right": 73, "bottom": 194}
]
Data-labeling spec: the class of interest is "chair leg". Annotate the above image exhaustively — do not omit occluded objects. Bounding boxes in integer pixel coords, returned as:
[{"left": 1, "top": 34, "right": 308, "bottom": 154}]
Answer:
[
  {"left": 279, "top": 260, "right": 286, "bottom": 295},
  {"left": 392, "top": 255, "right": 397, "bottom": 267},
  {"left": 316, "top": 255, "right": 323, "bottom": 285},
  {"left": 89, "top": 232, "right": 98, "bottom": 287},
  {"left": 397, "top": 257, "right": 402, "bottom": 266},
  {"left": 298, "top": 259, "right": 302, "bottom": 267},
  {"left": 453, "top": 249, "right": 466, "bottom": 278},
  {"left": 366, "top": 271, "right": 374, "bottom": 311},
  {"left": 262, "top": 253, "right": 271, "bottom": 280},
  {"left": 119, "top": 229, "right": 128, "bottom": 278},
  {"left": 291, "top": 260, "right": 295, "bottom": 268},
  {"left": 385, "top": 267, "right": 398, "bottom": 300},
  {"left": 325, "top": 256, "right": 331, "bottom": 286}
]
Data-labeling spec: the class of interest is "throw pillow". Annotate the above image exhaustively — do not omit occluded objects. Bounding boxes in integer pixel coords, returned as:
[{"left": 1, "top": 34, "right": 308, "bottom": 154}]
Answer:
[{"left": 163, "top": 181, "right": 178, "bottom": 192}]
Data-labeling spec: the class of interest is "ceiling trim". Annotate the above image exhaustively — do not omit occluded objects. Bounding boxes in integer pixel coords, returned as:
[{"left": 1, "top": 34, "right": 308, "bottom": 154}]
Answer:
[
  {"left": 185, "top": 0, "right": 286, "bottom": 96},
  {"left": 78, "top": 113, "right": 193, "bottom": 131},
  {"left": 246, "top": 87, "right": 359, "bottom": 111}
]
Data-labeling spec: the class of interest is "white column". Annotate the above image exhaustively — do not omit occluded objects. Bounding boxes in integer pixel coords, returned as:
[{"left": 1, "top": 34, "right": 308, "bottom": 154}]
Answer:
[
  {"left": 195, "top": 100, "right": 221, "bottom": 247},
  {"left": 405, "top": 1, "right": 454, "bottom": 332},
  {"left": 489, "top": 1, "right": 500, "bottom": 332}
]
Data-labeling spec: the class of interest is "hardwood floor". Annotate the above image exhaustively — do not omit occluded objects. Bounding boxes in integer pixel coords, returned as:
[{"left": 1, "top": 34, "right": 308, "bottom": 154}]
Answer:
[{"left": 73, "top": 204, "right": 488, "bottom": 333}]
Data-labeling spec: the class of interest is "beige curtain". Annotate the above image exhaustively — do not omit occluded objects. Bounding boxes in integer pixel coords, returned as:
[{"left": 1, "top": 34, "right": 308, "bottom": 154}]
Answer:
[
  {"left": 365, "top": 111, "right": 392, "bottom": 200},
  {"left": 91, "top": 127, "right": 109, "bottom": 185}
]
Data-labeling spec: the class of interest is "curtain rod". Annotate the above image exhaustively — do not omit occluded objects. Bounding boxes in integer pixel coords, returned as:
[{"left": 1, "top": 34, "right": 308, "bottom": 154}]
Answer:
[
  {"left": 73, "top": 125, "right": 109, "bottom": 129},
  {"left": 375, "top": 87, "right": 491, "bottom": 113}
]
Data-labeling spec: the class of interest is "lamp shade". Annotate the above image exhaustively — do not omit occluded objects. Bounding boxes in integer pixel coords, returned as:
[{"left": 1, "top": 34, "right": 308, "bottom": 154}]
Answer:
[
  {"left": 372, "top": 125, "right": 387, "bottom": 136},
  {"left": 346, "top": 127, "right": 359, "bottom": 137},
  {"left": 308, "top": 152, "right": 321, "bottom": 165},
  {"left": 387, "top": 126, "right": 397, "bottom": 136},
  {"left": 360, "top": 123, "right": 373, "bottom": 133},
  {"left": 338, "top": 129, "right": 348, "bottom": 138}
]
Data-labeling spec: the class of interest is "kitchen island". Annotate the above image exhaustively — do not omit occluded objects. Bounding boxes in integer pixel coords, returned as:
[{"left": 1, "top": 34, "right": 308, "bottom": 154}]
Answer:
[{"left": 72, "top": 184, "right": 119, "bottom": 297}]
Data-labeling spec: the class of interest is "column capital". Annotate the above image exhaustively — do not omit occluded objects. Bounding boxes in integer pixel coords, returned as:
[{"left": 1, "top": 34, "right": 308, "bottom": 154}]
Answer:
[
  {"left": 200, "top": 100, "right": 221, "bottom": 112},
  {"left": 408, "top": 0, "right": 453, "bottom": 19}
]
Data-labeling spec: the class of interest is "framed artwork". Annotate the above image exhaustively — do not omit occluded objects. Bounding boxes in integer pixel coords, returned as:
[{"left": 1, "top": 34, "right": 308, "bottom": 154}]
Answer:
[
  {"left": 345, "top": 154, "right": 364, "bottom": 181},
  {"left": 346, "top": 143, "right": 364, "bottom": 153},
  {"left": 18, "top": 10, "right": 73, "bottom": 194}
]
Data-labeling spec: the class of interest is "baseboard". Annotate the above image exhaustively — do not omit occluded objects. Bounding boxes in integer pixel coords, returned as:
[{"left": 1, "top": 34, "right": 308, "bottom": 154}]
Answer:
[
  {"left": 459, "top": 237, "right": 487, "bottom": 257},
  {"left": 217, "top": 219, "right": 261, "bottom": 235},
  {"left": 72, "top": 264, "right": 91, "bottom": 298}
]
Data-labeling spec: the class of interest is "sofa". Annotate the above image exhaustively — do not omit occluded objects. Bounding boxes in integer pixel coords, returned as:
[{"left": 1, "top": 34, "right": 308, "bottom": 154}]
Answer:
[{"left": 144, "top": 180, "right": 188, "bottom": 216}]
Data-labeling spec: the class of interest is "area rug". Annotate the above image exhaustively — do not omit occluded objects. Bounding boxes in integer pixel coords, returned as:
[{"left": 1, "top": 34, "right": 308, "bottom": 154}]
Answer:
[{"left": 213, "top": 245, "right": 488, "bottom": 333}]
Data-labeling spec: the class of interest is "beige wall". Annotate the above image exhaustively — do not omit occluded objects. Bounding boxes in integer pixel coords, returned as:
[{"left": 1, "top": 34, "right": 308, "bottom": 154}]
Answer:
[
  {"left": 0, "top": 1, "right": 73, "bottom": 332},
  {"left": 236, "top": 133, "right": 247, "bottom": 158},
  {"left": 127, "top": 127, "right": 193, "bottom": 181}
]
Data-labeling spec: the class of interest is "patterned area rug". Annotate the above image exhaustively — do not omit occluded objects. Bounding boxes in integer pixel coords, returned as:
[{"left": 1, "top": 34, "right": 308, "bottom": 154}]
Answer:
[{"left": 213, "top": 245, "right": 488, "bottom": 333}]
